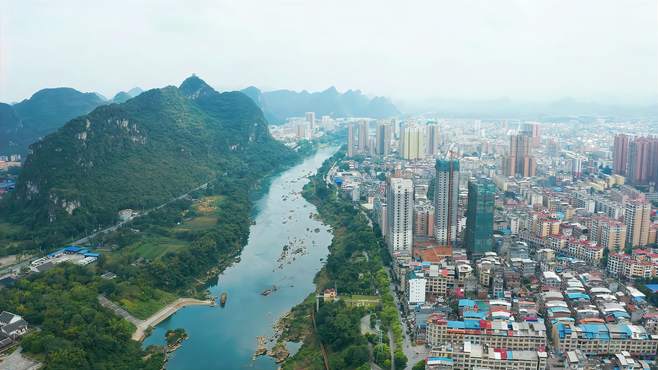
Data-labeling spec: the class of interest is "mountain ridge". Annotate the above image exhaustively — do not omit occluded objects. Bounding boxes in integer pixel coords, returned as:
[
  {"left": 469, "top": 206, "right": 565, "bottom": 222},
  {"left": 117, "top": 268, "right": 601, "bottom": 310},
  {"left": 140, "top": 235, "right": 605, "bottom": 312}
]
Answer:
[
  {"left": 240, "top": 86, "right": 399, "bottom": 123},
  {"left": 0, "top": 87, "right": 106, "bottom": 154},
  {"left": 4, "top": 76, "right": 297, "bottom": 242}
]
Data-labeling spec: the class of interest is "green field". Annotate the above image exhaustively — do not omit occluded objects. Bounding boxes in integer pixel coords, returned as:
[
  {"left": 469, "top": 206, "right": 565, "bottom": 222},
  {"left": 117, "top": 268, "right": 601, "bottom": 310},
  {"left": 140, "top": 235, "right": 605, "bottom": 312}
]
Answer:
[
  {"left": 113, "top": 282, "right": 177, "bottom": 320},
  {"left": 174, "top": 215, "right": 218, "bottom": 232},
  {"left": 123, "top": 236, "right": 188, "bottom": 260}
]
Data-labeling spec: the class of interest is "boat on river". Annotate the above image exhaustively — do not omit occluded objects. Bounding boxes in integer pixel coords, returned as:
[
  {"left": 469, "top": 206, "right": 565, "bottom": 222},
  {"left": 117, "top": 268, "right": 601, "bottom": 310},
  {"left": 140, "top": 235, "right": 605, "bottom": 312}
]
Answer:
[
  {"left": 261, "top": 285, "right": 278, "bottom": 296},
  {"left": 220, "top": 292, "right": 228, "bottom": 306}
]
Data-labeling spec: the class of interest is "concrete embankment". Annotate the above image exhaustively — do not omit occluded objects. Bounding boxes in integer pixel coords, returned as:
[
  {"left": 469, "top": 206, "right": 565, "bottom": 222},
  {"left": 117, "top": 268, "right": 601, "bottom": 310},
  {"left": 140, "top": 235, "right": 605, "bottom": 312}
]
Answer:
[
  {"left": 98, "top": 295, "right": 212, "bottom": 342},
  {"left": 132, "top": 298, "right": 213, "bottom": 341}
]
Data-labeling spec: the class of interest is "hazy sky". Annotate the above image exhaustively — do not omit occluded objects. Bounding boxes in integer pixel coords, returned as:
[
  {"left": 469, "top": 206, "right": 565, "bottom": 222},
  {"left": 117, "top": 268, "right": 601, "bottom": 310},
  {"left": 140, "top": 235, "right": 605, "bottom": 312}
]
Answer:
[{"left": 1, "top": 0, "right": 656, "bottom": 104}]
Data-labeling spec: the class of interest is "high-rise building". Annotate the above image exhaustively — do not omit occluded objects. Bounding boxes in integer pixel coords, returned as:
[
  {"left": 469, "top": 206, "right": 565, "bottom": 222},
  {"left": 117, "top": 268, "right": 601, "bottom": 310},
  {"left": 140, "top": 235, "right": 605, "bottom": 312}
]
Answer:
[
  {"left": 414, "top": 203, "right": 435, "bottom": 238},
  {"left": 613, "top": 134, "right": 630, "bottom": 176},
  {"left": 464, "top": 178, "right": 496, "bottom": 257},
  {"left": 599, "top": 220, "right": 626, "bottom": 252},
  {"left": 295, "top": 121, "right": 310, "bottom": 140},
  {"left": 347, "top": 123, "right": 355, "bottom": 157},
  {"left": 434, "top": 159, "right": 460, "bottom": 246},
  {"left": 401, "top": 126, "right": 426, "bottom": 160},
  {"left": 386, "top": 177, "right": 414, "bottom": 255},
  {"left": 305, "top": 112, "right": 315, "bottom": 137},
  {"left": 521, "top": 122, "right": 541, "bottom": 146},
  {"left": 375, "top": 122, "right": 392, "bottom": 156},
  {"left": 357, "top": 120, "right": 369, "bottom": 153},
  {"left": 427, "top": 124, "right": 441, "bottom": 157},
  {"left": 627, "top": 136, "right": 658, "bottom": 185},
  {"left": 624, "top": 199, "right": 652, "bottom": 247},
  {"left": 504, "top": 134, "right": 536, "bottom": 177}
]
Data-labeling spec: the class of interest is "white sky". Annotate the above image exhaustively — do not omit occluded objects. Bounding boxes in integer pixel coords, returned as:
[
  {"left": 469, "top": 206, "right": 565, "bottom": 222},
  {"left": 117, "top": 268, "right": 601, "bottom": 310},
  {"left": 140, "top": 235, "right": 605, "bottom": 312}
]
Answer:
[{"left": 0, "top": 0, "right": 656, "bottom": 104}]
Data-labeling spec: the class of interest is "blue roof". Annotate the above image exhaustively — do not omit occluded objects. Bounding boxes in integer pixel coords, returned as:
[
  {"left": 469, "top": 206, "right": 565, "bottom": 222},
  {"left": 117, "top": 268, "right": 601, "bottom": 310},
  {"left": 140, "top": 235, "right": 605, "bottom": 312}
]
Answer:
[
  {"left": 446, "top": 321, "right": 465, "bottom": 329},
  {"left": 566, "top": 292, "right": 590, "bottom": 300},
  {"left": 464, "top": 311, "right": 487, "bottom": 319},
  {"left": 64, "top": 246, "right": 82, "bottom": 252},
  {"left": 464, "top": 320, "right": 481, "bottom": 329},
  {"left": 548, "top": 306, "right": 571, "bottom": 313},
  {"left": 645, "top": 284, "right": 658, "bottom": 293},
  {"left": 580, "top": 324, "right": 610, "bottom": 340},
  {"left": 428, "top": 357, "right": 454, "bottom": 365},
  {"left": 612, "top": 311, "right": 630, "bottom": 319},
  {"left": 84, "top": 252, "right": 100, "bottom": 258},
  {"left": 48, "top": 249, "right": 66, "bottom": 257},
  {"left": 459, "top": 299, "right": 476, "bottom": 308}
]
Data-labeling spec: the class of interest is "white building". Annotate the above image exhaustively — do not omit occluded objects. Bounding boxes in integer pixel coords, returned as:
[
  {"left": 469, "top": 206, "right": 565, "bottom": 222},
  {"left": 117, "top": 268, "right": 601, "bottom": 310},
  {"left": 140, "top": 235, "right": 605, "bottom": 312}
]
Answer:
[
  {"left": 401, "top": 126, "right": 426, "bottom": 160},
  {"left": 408, "top": 274, "right": 427, "bottom": 304},
  {"left": 386, "top": 177, "right": 414, "bottom": 256}
]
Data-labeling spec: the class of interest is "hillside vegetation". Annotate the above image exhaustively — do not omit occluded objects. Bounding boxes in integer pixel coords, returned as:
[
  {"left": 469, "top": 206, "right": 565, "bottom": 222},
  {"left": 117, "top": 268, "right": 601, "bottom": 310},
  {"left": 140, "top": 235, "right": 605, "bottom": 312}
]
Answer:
[{"left": 2, "top": 76, "right": 297, "bottom": 246}]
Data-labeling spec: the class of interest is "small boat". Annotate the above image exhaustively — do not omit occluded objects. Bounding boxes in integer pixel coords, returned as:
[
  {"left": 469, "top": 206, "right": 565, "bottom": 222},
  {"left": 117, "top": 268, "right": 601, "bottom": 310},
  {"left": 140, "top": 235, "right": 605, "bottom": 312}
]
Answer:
[
  {"left": 261, "top": 285, "right": 278, "bottom": 296},
  {"left": 220, "top": 292, "right": 228, "bottom": 307}
]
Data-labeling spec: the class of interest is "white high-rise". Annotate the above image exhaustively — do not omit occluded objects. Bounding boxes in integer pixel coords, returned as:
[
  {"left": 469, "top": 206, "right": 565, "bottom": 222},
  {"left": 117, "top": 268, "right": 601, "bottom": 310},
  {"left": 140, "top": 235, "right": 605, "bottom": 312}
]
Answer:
[
  {"left": 305, "top": 112, "right": 315, "bottom": 136},
  {"left": 625, "top": 199, "right": 651, "bottom": 247},
  {"left": 357, "top": 120, "right": 369, "bottom": 152},
  {"left": 347, "top": 123, "right": 355, "bottom": 157},
  {"left": 401, "top": 126, "right": 426, "bottom": 160},
  {"left": 434, "top": 159, "right": 460, "bottom": 246},
  {"left": 386, "top": 177, "right": 414, "bottom": 256}
]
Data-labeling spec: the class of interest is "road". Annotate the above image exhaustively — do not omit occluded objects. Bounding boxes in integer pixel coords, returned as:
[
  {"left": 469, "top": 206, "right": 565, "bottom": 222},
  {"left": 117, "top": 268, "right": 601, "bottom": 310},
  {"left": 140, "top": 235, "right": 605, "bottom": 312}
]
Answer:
[
  {"left": 388, "top": 272, "right": 428, "bottom": 369},
  {"left": 0, "top": 347, "right": 40, "bottom": 370},
  {"left": 72, "top": 181, "right": 210, "bottom": 245}
]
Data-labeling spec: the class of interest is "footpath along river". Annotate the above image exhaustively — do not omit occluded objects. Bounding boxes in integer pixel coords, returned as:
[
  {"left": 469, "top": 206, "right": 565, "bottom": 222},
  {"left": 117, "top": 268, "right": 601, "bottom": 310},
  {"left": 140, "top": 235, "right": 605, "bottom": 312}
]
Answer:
[{"left": 143, "top": 146, "right": 338, "bottom": 369}]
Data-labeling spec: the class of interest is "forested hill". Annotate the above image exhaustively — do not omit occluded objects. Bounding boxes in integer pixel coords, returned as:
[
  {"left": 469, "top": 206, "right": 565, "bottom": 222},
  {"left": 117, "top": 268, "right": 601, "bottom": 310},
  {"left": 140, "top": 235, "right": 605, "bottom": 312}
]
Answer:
[
  {"left": 241, "top": 86, "right": 399, "bottom": 124},
  {"left": 4, "top": 75, "right": 297, "bottom": 242},
  {"left": 0, "top": 88, "right": 106, "bottom": 154}
]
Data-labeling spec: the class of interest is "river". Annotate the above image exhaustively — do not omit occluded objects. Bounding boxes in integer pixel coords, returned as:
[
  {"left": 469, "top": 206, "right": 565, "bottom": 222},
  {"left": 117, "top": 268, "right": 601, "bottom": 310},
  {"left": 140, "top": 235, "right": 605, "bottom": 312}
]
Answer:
[{"left": 143, "top": 146, "right": 337, "bottom": 369}]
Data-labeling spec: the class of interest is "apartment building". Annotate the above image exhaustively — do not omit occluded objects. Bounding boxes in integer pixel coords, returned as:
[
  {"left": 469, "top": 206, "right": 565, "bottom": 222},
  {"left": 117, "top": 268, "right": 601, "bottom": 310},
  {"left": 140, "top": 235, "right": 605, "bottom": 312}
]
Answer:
[
  {"left": 426, "top": 316, "right": 547, "bottom": 350},
  {"left": 553, "top": 322, "right": 658, "bottom": 356},
  {"left": 427, "top": 342, "right": 547, "bottom": 370}
]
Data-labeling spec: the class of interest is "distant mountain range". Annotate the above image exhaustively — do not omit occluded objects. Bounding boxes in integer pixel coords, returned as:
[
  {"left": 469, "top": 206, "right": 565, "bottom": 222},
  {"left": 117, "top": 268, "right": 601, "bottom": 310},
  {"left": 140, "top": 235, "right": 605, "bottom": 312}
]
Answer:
[
  {"left": 0, "top": 84, "right": 398, "bottom": 153},
  {"left": 112, "top": 87, "right": 144, "bottom": 103},
  {"left": 0, "top": 87, "right": 146, "bottom": 155},
  {"left": 241, "top": 86, "right": 400, "bottom": 124},
  {"left": 4, "top": 76, "right": 296, "bottom": 239}
]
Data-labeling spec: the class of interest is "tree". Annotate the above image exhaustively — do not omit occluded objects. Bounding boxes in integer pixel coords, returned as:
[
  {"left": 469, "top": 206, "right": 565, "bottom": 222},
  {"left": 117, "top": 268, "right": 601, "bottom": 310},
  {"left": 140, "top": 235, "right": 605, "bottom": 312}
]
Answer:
[
  {"left": 394, "top": 350, "right": 408, "bottom": 370},
  {"left": 373, "top": 343, "right": 390, "bottom": 367},
  {"left": 413, "top": 359, "right": 426, "bottom": 370},
  {"left": 343, "top": 345, "right": 369, "bottom": 368}
]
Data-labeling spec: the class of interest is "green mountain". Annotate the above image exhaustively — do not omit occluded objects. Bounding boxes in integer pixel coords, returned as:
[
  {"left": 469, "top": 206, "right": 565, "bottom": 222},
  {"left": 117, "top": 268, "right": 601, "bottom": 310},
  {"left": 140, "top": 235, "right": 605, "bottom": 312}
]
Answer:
[
  {"left": 0, "top": 103, "right": 23, "bottom": 154},
  {"left": 5, "top": 76, "right": 297, "bottom": 240},
  {"left": 112, "top": 87, "right": 144, "bottom": 103},
  {"left": 241, "top": 86, "right": 399, "bottom": 124},
  {"left": 1, "top": 87, "right": 105, "bottom": 154}
]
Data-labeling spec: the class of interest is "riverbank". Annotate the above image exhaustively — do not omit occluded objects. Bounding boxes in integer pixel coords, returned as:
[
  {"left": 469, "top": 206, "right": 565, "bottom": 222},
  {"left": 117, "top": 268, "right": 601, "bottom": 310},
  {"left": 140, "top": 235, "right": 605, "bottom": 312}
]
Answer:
[
  {"left": 280, "top": 149, "right": 408, "bottom": 370},
  {"left": 139, "top": 146, "right": 337, "bottom": 370},
  {"left": 132, "top": 298, "right": 213, "bottom": 341}
]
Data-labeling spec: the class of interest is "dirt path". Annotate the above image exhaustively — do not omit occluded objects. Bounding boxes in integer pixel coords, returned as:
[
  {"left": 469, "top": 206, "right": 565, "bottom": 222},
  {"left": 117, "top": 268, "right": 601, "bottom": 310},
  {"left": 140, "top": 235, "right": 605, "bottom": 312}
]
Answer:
[
  {"left": 132, "top": 298, "right": 212, "bottom": 341},
  {"left": 98, "top": 295, "right": 212, "bottom": 342}
]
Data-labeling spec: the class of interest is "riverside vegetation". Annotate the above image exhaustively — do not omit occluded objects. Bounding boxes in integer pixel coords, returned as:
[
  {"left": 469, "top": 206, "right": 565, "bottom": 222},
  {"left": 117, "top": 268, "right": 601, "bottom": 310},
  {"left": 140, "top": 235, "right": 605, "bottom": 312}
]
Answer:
[
  {"left": 0, "top": 76, "right": 310, "bottom": 369},
  {"left": 280, "top": 149, "right": 408, "bottom": 370}
]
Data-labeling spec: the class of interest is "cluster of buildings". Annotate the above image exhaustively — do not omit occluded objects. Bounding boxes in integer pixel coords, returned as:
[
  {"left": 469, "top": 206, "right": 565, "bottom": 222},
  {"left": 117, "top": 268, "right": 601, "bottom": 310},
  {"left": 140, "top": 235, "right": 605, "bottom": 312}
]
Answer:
[
  {"left": 0, "top": 311, "right": 28, "bottom": 350},
  {"left": 328, "top": 116, "right": 658, "bottom": 369},
  {"left": 269, "top": 111, "right": 340, "bottom": 143},
  {"left": 30, "top": 245, "right": 100, "bottom": 273}
]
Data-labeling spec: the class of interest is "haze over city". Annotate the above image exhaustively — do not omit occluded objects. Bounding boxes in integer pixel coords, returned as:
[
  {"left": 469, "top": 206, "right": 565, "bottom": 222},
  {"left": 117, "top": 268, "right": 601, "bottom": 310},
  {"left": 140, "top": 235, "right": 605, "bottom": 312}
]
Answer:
[
  {"left": 1, "top": 2, "right": 658, "bottom": 370},
  {"left": 1, "top": 0, "right": 657, "bottom": 107}
]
